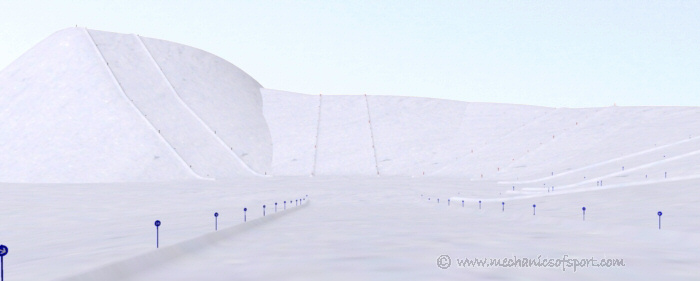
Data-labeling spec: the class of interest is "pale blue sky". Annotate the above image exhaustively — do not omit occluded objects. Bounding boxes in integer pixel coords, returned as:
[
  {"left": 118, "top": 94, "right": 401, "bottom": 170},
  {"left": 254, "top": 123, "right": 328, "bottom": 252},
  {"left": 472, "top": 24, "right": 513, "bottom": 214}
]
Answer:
[{"left": 1, "top": 1, "right": 698, "bottom": 108}]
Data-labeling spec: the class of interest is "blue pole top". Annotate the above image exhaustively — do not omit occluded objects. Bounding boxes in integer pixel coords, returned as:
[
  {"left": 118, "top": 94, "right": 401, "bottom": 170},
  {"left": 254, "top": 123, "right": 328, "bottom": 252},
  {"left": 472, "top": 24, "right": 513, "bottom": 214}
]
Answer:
[
  {"left": 244, "top": 208, "right": 247, "bottom": 212},
  {"left": 214, "top": 212, "right": 219, "bottom": 217},
  {"left": 533, "top": 204, "right": 536, "bottom": 208},
  {"left": 154, "top": 220, "right": 161, "bottom": 227},
  {"left": 502, "top": 202, "right": 505, "bottom": 205},
  {"left": 0, "top": 245, "right": 8, "bottom": 257},
  {"left": 658, "top": 211, "right": 663, "bottom": 216},
  {"left": 582, "top": 207, "right": 586, "bottom": 211},
  {"left": 275, "top": 202, "right": 278, "bottom": 205},
  {"left": 263, "top": 205, "right": 266, "bottom": 208}
]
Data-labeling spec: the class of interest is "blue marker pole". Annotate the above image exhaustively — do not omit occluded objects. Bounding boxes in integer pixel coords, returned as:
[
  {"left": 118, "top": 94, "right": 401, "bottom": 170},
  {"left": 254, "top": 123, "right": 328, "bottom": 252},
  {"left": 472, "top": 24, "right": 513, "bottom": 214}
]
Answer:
[
  {"left": 263, "top": 205, "right": 266, "bottom": 216},
  {"left": 658, "top": 211, "right": 663, "bottom": 229},
  {"left": 437, "top": 198, "right": 440, "bottom": 204},
  {"left": 533, "top": 204, "right": 536, "bottom": 215},
  {"left": 296, "top": 199, "right": 298, "bottom": 206},
  {"left": 275, "top": 202, "right": 278, "bottom": 213},
  {"left": 284, "top": 201, "right": 286, "bottom": 210},
  {"left": 462, "top": 200, "right": 464, "bottom": 207},
  {"left": 582, "top": 207, "right": 586, "bottom": 221},
  {"left": 0, "top": 245, "right": 7, "bottom": 281},
  {"left": 244, "top": 208, "right": 247, "bottom": 222},
  {"left": 154, "top": 220, "right": 161, "bottom": 248},
  {"left": 448, "top": 199, "right": 450, "bottom": 206},
  {"left": 479, "top": 200, "right": 482, "bottom": 209},
  {"left": 214, "top": 212, "right": 219, "bottom": 231},
  {"left": 502, "top": 202, "right": 505, "bottom": 212}
]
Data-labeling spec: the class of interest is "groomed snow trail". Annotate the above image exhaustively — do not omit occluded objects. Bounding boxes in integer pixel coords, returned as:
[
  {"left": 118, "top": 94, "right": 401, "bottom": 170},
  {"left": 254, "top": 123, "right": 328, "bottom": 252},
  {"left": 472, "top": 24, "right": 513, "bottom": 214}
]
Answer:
[{"left": 55, "top": 178, "right": 700, "bottom": 281}]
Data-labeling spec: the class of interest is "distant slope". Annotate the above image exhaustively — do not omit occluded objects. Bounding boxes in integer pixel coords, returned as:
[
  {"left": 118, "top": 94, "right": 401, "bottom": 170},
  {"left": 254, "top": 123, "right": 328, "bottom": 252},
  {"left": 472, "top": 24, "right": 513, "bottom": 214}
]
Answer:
[
  {"left": 263, "top": 90, "right": 700, "bottom": 182},
  {"left": 263, "top": 92, "right": 552, "bottom": 177},
  {"left": 498, "top": 106, "right": 700, "bottom": 182}
]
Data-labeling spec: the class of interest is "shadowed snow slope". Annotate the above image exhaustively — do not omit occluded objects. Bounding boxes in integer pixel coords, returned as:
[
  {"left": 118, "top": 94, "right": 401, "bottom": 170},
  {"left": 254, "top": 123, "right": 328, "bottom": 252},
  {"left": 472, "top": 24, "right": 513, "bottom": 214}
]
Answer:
[{"left": 0, "top": 28, "right": 271, "bottom": 182}]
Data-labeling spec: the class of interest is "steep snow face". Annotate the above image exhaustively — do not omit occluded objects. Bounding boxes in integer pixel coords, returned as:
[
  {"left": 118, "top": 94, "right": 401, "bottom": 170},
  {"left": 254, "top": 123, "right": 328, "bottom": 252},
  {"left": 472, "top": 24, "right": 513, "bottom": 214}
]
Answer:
[
  {"left": 0, "top": 28, "right": 193, "bottom": 182},
  {"left": 140, "top": 35, "right": 272, "bottom": 175},
  {"left": 261, "top": 89, "right": 318, "bottom": 176},
  {"left": 0, "top": 28, "right": 271, "bottom": 182}
]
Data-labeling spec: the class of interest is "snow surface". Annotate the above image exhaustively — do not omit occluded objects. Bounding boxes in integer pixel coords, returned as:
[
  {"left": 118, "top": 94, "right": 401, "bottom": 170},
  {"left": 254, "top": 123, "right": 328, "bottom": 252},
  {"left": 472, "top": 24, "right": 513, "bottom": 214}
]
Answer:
[
  {"left": 1, "top": 177, "right": 699, "bottom": 280},
  {"left": 2, "top": 28, "right": 700, "bottom": 280}
]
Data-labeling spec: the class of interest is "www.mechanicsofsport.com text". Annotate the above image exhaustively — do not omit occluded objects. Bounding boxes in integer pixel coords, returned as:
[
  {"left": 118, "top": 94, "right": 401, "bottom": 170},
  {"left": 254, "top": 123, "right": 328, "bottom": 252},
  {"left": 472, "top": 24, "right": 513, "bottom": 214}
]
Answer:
[{"left": 436, "top": 254, "right": 625, "bottom": 272}]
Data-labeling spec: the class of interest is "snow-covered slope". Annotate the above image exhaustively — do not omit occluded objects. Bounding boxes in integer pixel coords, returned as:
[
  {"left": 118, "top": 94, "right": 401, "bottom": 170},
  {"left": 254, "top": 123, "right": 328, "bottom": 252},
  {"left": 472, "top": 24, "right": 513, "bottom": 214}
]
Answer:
[
  {"left": 314, "top": 95, "right": 378, "bottom": 176},
  {"left": 4, "top": 27, "right": 700, "bottom": 185},
  {"left": 3, "top": 28, "right": 700, "bottom": 280},
  {"left": 0, "top": 28, "right": 271, "bottom": 182},
  {"left": 0, "top": 28, "right": 193, "bottom": 182},
  {"left": 261, "top": 89, "right": 319, "bottom": 176},
  {"left": 262, "top": 90, "right": 700, "bottom": 183},
  {"left": 140, "top": 35, "right": 272, "bottom": 174}
]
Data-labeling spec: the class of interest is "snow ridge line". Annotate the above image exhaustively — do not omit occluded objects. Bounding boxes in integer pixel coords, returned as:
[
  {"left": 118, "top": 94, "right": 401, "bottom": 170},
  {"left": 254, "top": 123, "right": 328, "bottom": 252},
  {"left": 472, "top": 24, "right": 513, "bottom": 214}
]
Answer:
[
  {"left": 500, "top": 135, "right": 698, "bottom": 185},
  {"left": 58, "top": 200, "right": 310, "bottom": 281},
  {"left": 311, "top": 94, "right": 322, "bottom": 176},
  {"left": 518, "top": 145, "right": 700, "bottom": 192},
  {"left": 83, "top": 28, "right": 206, "bottom": 180},
  {"left": 456, "top": 173, "right": 700, "bottom": 203},
  {"left": 135, "top": 35, "right": 263, "bottom": 177},
  {"left": 364, "top": 94, "right": 380, "bottom": 176}
]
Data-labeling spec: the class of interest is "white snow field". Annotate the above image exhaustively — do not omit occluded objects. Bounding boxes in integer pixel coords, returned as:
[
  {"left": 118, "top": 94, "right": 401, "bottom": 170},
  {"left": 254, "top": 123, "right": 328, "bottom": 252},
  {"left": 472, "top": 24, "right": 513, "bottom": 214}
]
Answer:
[{"left": 1, "top": 28, "right": 700, "bottom": 280}]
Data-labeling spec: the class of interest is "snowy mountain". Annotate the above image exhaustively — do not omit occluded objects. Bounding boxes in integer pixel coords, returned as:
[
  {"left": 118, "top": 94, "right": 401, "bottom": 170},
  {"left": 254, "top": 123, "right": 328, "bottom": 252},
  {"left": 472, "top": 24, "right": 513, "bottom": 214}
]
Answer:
[
  {"left": 1, "top": 28, "right": 700, "bottom": 281},
  {"left": 3, "top": 28, "right": 700, "bottom": 183}
]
